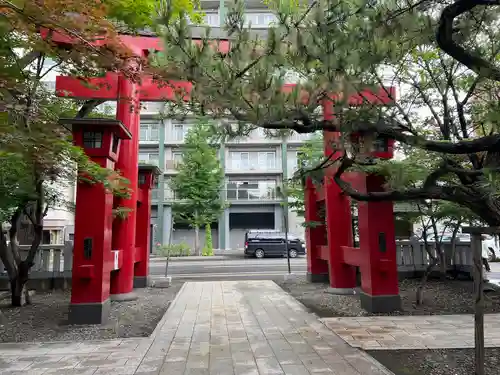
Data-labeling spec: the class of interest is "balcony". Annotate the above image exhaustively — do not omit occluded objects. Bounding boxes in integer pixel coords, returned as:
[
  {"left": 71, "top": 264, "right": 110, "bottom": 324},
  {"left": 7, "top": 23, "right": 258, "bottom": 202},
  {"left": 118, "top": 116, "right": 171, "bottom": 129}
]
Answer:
[
  {"left": 225, "top": 189, "right": 279, "bottom": 203},
  {"left": 226, "top": 180, "right": 279, "bottom": 203},
  {"left": 225, "top": 164, "right": 282, "bottom": 175},
  {"left": 226, "top": 151, "right": 281, "bottom": 175},
  {"left": 164, "top": 159, "right": 181, "bottom": 174},
  {"left": 287, "top": 132, "right": 312, "bottom": 144},
  {"left": 225, "top": 128, "right": 282, "bottom": 146}
]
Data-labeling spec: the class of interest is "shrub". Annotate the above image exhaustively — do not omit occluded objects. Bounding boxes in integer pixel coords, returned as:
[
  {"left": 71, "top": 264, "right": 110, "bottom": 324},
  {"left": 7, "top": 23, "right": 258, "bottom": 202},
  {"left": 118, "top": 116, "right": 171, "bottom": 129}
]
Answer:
[
  {"left": 157, "top": 242, "right": 191, "bottom": 257},
  {"left": 202, "top": 223, "right": 214, "bottom": 256}
]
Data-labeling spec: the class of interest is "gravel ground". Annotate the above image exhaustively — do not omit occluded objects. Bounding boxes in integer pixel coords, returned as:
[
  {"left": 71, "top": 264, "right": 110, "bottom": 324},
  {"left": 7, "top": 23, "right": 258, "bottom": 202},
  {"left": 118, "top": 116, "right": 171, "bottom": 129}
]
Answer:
[
  {"left": 0, "top": 282, "right": 183, "bottom": 342},
  {"left": 368, "top": 348, "right": 500, "bottom": 375},
  {"left": 276, "top": 276, "right": 500, "bottom": 317}
]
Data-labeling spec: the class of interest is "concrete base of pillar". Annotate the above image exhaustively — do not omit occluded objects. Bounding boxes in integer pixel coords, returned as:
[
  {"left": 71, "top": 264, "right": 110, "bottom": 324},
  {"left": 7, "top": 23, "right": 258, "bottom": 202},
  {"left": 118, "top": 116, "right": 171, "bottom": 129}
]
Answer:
[
  {"left": 68, "top": 299, "right": 110, "bottom": 325},
  {"left": 326, "top": 287, "right": 358, "bottom": 295},
  {"left": 110, "top": 291, "right": 138, "bottom": 302},
  {"left": 152, "top": 276, "right": 172, "bottom": 288},
  {"left": 133, "top": 276, "right": 149, "bottom": 288},
  {"left": 306, "top": 273, "right": 329, "bottom": 283},
  {"left": 359, "top": 291, "right": 401, "bottom": 313}
]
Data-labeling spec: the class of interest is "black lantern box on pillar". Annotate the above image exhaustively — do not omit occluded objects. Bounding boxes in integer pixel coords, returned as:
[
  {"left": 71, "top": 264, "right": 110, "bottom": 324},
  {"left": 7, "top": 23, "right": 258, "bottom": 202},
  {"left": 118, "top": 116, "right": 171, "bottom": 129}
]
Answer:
[
  {"left": 346, "top": 132, "right": 395, "bottom": 161},
  {"left": 59, "top": 118, "right": 132, "bottom": 165}
]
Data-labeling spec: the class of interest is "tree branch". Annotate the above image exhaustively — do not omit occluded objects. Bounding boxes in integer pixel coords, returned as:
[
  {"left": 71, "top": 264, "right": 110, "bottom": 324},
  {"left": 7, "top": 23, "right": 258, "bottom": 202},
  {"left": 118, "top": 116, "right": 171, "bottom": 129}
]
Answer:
[
  {"left": 436, "top": 0, "right": 500, "bottom": 81},
  {"left": 332, "top": 154, "right": 466, "bottom": 203},
  {"left": 250, "top": 114, "right": 500, "bottom": 155},
  {"left": 76, "top": 99, "right": 106, "bottom": 118}
]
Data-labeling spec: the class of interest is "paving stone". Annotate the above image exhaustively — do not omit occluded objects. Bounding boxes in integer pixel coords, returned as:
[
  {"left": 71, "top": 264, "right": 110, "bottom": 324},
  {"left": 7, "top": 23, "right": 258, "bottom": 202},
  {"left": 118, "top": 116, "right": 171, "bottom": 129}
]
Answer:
[
  {"left": 76, "top": 358, "right": 128, "bottom": 368},
  {"left": 0, "top": 370, "right": 49, "bottom": 375},
  {"left": 269, "top": 340, "right": 293, "bottom": 352},
  {"left": 186, "top": 355, "right": 209, "bottom": 369},
  {"left": 184, "top": 369, "right": 210, "bottom": 375},
  {"left": 93, "top": 366, "right": 138, "bottom": 374},
  {"left": 43, "top": 369, "right": 99, "bottom": 375},
  {"left": 0, "top": 281, "right": 407, "bottom": 375},
  {"left": 280, "top": 364, "right": 311, "bottom": 375},
  {"left": 233, "top": 364, "right": 259, "bottom": 375},
  {"left": 255, "top": 357, "right": 284, "bottom": 374},
  {"left": 274, "top": 350, "right": 302, "bottom": 365},
  {"left": 321, "top": 312, "right": 500, "bottom": 350},
  {"left": 159, "top": 361, "right": 186, "bottom": 375},
  {"left": 230, "top": 341, "right": 252, "bottom": 353}
]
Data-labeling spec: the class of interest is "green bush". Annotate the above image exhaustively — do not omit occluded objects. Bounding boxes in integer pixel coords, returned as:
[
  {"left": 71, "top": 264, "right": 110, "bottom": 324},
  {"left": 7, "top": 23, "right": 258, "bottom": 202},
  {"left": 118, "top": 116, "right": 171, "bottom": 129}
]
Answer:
[
  {"left": 157, "top": 242, "right": 191, "bottom": 257},
  {"left": 202, "top": 223, "right": 214, "bottom": 256}
]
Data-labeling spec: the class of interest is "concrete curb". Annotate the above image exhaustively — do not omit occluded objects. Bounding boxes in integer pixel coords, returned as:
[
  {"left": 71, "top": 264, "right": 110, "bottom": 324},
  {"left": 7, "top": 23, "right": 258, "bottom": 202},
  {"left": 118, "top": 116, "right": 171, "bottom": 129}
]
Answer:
[
  {"left": 150, "top": 255, "right": 245, "bottom": 262},
  {"left": 149, "top": 282, "right": 187, "bottom": 339}
]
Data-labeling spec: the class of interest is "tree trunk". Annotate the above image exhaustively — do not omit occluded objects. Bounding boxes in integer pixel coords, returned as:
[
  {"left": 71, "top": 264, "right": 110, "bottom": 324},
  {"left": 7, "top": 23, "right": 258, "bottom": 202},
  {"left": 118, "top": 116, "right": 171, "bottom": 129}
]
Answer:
[
  {"left": 416, "top": 245, "right": 439, "bottom": 305},
  {"left": 472, "top": 233, "right": 485, "bottom": 375},
  {"left": 10, "top": 261, "right": 31, "bottom": 306},
  {"left": 449, "top": 224, "right": 461, "bottom": 277},
  {"left": 194, "top": 225, "right": 200, "bottom": 256},
  {"left": 430, "top": 216, "right": 446, "bottom": 279}
]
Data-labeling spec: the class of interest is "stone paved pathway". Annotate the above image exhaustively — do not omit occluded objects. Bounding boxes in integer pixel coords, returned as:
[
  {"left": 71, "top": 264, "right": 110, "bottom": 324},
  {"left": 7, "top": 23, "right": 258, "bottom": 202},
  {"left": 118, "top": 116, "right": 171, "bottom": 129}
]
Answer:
[
  {"left": 322, "top": 313, "right": 500, "bottom": 350},
  {"left": 0, "top": 281, "right": 393, "bottom": 375}
]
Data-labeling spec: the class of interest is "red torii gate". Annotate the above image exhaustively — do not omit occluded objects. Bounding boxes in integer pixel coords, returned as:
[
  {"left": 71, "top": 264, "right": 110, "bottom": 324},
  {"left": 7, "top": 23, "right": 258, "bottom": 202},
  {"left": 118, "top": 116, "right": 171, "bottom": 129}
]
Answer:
[
  {"left": 51, "top": 33, "right": 230, "bottom": 323},
  {"left": 53, "top": 31, "right": 399, "bottom": 321},
  {"left": 304, "top": 96, "right": 401, "bottom": 313}
]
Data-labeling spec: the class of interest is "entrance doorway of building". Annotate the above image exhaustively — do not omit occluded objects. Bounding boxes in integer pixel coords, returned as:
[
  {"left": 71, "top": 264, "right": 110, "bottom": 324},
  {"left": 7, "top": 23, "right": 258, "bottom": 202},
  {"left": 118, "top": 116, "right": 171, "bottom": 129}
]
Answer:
[{"left": 229, "top": 212, "right": 275, "bottom": 249}]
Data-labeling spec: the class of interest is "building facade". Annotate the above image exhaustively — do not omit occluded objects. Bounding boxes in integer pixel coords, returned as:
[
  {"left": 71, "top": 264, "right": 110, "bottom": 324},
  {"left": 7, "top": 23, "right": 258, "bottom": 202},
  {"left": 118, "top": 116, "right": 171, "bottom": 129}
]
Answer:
[
  {"left": 139, "top": 102, "right": 310, "bottom": 250},
  {"left": 37, "top": 4, "right": 418, "bottom": 249}
]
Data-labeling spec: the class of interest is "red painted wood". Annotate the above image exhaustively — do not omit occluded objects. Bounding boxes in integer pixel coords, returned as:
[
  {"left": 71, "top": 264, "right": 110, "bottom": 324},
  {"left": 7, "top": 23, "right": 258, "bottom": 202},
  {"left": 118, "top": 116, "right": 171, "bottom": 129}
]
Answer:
[
  {"left": 53, "top": 30, "right": 398, "bottom": 304},
  {"left": 71, "top": 159, "right": 114, "bottom": 304},
  {"left": 135, "top": 174, "right": 154, "bottom": 278},
  {"left": 357, "top": 174, "right": 399, "bottom": 296},
  {"left": 304, "top": 178, "right": 328, "bottom": 276},
  {"left": 110, "top": 74, "right": 140, "bottom": 296},
  {"left": 305, "top": 93, "right": 399, "bottom": 302}
]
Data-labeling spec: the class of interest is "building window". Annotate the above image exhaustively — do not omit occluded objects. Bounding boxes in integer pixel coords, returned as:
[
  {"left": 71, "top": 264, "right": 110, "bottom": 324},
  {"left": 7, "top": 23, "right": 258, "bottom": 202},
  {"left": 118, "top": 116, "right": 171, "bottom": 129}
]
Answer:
[
  {"left": 151, "top": 178, "right": 159, "bottom": 200},
  {"left": 226, "top": 179, "right": 277, "bottom": 200},
  {"left": 138, "top": 152, "right": 160, "bottom": 166},
  {"left": 230, "top": 151, "right": 276, "bottom": 170},
  {"left": 205, "top": 12, "right": 220, "bottom": 26},
  {"left": 172, "top": 123, "right": 191, "bottom": 141},
  {"left": 259, "top": 152, "right": 276, "bottom": 169},
  {"left": 83, "top": 131, "right": 103, "bottom": 148},
  {"left": 244, "top": 13, "right": 277, "bottom": 27},
  {"left": 287, "top": 151, "right": 298, "bottom": 175},
  {"left": 42, "top": 229, "right": 63, "bottom": 244},
  {"left": 140, "top": 122, "right": 160, "bottom": 141},
  {"left": 172, "top": 152, "right": 183, "bottom": 167}
]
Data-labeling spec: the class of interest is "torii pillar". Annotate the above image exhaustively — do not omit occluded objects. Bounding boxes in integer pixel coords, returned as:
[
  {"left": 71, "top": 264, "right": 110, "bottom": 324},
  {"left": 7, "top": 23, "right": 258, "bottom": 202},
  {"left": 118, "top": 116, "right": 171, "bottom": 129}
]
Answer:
[
  {"left": 110, "top": 75, "right": 140, "bottom": 300},
  {"left": 135, "top": 165, "right": 161, "bottom": 287}
]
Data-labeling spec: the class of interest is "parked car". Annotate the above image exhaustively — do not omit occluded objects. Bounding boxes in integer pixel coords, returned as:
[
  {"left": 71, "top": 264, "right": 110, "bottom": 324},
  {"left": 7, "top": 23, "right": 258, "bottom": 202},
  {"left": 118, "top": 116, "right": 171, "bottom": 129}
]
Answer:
[{"left": 244, "top": 230, "right": 306, "bottom": 259}]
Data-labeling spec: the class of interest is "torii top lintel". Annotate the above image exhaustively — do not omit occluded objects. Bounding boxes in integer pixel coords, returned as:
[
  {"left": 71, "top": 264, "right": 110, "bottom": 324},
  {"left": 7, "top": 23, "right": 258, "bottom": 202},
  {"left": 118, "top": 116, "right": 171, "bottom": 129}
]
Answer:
[{"left": 54, "top": 34, "right": 395, "bottom": 105}]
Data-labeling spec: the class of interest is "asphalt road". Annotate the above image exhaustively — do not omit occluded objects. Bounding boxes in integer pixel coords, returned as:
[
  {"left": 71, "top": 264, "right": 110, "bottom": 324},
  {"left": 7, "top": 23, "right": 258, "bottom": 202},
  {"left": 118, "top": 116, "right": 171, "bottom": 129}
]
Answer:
[{"left": 149, "top": 257, "right": 308, "bottom": 281}]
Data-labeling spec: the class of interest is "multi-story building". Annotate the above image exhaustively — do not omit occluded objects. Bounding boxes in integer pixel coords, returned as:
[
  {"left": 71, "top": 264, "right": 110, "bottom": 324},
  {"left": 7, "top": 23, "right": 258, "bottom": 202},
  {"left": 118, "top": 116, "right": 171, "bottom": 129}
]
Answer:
[
  {"left": 139, "top": 101, "right": 311, "bottom": 250},
  {"left": 36, "top": 4, "right": 417, "bottom": 249}
]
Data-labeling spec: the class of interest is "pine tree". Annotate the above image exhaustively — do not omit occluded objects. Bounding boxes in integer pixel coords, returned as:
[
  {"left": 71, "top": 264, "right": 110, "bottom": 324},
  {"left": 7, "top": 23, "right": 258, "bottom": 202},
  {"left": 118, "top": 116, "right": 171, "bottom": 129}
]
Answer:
[{"left": 155, "top": 0, "right": 500, "bottom": 226}]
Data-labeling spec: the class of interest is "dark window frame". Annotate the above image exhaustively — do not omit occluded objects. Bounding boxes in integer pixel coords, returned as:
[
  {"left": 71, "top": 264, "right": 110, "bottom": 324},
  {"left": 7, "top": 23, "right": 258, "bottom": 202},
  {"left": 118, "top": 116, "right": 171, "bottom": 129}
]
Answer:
[{"left": 83, "top": 131, "right": 103, "bottom": 149}]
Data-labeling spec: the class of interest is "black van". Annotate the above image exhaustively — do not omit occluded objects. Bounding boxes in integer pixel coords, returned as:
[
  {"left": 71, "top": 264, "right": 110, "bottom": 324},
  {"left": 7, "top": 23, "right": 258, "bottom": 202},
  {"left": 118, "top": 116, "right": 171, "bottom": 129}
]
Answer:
[{"left": 244, "top": 230, "right": 306, "bottom": 258}]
